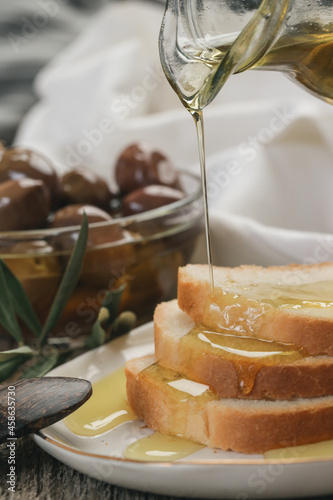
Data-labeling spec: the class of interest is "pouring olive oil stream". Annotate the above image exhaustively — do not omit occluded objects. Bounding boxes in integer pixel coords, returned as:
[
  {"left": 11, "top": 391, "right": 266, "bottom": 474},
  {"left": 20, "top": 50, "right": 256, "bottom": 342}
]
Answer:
[{"left": 159, "top": 0, "right": 333, "bottom": 291}]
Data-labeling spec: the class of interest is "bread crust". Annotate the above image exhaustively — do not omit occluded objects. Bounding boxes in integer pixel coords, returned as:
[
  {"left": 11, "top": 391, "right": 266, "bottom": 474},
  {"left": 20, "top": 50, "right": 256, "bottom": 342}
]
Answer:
[
  {"left": 126, "top": 263, "right": 333, "bottom": 454},
  {"left": 178, "top": 264, "right": 333, "bottom": 356},
  {"left": 126, "top": 355, "right": 333, "bottom": 454},
  {"left": 154, "top": 300, "right": 333, "bottom": 400}
]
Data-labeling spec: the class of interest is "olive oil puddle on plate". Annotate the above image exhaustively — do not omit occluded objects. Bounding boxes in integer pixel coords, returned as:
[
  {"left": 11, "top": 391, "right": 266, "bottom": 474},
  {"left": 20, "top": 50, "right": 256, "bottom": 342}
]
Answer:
[
  {"left": 65, "top": 366, "right": 204, "bottom": 461},
  {"left": 124, "top": 432, "right": 204, "bottom": 462},
  {"left": 65, "top": 366, "right": 136, "bottom": 437},
  {"left": 65, "top": 366, "right": 333, "bottom": 462}
]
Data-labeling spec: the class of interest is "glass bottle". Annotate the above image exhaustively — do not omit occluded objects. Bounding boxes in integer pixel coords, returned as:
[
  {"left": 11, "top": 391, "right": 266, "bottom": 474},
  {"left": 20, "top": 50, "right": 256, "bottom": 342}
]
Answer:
[{"left": 159, "top": 0, "right": 333, "bottom": 112}]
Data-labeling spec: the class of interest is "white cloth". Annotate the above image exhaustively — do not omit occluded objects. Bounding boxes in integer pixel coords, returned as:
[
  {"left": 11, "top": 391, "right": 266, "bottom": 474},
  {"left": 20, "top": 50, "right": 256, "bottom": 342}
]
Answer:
[{"left": 15, "top": 1, "right": 333, "bottom": 267}]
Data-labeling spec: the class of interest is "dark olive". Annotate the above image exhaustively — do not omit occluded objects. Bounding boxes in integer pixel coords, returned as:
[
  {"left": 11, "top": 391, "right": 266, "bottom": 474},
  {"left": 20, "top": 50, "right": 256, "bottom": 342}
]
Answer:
[
  {"left": 0, "top": 178, "right": 51, "bottom": 231},
  {"left": 115, "top": 143, "right": 180, "bottom": 195},
  {"left": 0, "top": 145, "right": 62, "bottom": 204},
  {"left": 121, "top": 185, "right": 184, "bottom": 216},
  {"left": 49, "top": 204, "right": 134, "bottom": 289},
  {"left": 61, "top": 168, "right": 113, "bottom": 209},
  {"left": 49, "top": 203, "right": 112, "bottom": 229},
  {"left": 49, "top": 203, "right": 125, "bottom": 250}
]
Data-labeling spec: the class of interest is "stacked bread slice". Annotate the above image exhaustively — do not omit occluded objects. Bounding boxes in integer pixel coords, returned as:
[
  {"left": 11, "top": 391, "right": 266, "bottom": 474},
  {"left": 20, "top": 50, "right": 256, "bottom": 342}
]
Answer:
[{"left": 125, "top": 263, "right": 333, "bottom": 454}]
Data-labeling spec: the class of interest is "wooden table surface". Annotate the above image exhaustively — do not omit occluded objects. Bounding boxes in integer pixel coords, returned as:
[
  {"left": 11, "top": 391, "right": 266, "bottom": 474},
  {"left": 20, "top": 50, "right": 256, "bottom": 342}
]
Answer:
[
  {"left": 0, "top": 437, "right": 184, "bottom": 500},
  {"left": 1, "top": 437, "right": 333, "bottom": 500}
]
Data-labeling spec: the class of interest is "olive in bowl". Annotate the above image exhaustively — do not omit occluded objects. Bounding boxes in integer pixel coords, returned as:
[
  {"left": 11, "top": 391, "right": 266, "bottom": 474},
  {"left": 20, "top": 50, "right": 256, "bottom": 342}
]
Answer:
[
  {"left": 0, "top": 145, "right": 62, "bottom": 205},
  {"left": 0, "top": 143, "right": 203, "bottom": 341},
  {"left": 60, "top": 168, "right": 113, "bottom": 210},
  {"left": 49, "top": 204, "right": 134, "bottom": 289},
  {"left": 115, "top": 143, "right": 181, "bottom": 195},
  {"left": 0, "top": 178, "right": 51, "bottom": 231},
  {"left": 122, "top": 185, "right": 184, "bottom": 216}
]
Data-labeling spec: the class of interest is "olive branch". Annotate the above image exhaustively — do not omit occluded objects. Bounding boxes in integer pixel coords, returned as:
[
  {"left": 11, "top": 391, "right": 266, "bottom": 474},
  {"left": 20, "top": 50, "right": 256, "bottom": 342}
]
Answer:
[{"left": 0, "top": 214, "right": 136, "bottom": 382}]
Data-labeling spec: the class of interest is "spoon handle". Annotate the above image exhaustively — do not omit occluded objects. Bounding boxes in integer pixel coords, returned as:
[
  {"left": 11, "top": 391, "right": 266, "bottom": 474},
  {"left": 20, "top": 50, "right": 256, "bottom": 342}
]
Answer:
[{"left": 0, "top": 377, "right": 92, "bottom": 443}]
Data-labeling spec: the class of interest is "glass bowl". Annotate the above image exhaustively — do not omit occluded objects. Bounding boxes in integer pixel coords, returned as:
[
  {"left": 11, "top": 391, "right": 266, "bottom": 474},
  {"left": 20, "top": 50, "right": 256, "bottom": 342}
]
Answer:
[{"left": 0, "top": 171, "right": 203, "bottom": 344}]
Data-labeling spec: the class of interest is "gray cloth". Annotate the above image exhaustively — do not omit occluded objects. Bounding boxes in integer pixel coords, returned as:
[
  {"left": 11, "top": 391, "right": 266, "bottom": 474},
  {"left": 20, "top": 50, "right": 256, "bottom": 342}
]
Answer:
[{"left": 0, "top": 0, "right": 109, "bottom": 145}]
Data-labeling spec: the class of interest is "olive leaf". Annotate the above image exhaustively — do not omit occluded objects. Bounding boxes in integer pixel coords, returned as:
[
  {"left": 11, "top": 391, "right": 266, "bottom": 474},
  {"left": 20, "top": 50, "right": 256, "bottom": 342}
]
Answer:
[
  {"left": 38, "top": 214, "right": 88, "bottom": 348},
  {"left": 21, "top": 353, "right": 59, "bottom": 379},
  {"left": 0, "top": 259, "right": 41, "bottom": 337},
  {"left": 0, "top": 346, "right": 34, "bottom": 361},
  {"left": 0, "top": 263, "right": 23, "bottom": 343}
]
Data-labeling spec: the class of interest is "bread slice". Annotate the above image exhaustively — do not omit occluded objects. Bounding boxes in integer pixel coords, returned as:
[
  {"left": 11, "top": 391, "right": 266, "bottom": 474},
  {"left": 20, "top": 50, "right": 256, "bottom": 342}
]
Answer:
[
  {"left": 126, "top": 355, "right": 333, "bottom": 454},
  {"left": 154, "top": 300, "right": 333, "bottom": 400},
  {"left": 178, "top": 263, "right": 333, "bottom": 356}
]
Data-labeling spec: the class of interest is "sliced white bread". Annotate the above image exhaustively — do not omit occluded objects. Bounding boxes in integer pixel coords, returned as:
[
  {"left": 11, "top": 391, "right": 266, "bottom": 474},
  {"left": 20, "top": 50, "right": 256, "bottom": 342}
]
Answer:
[
  {"left": 178, "top": 263, "right": 333, "bottom": 356},
  {"left": 154, "top": 300, "right": 333, "bottom": 400},
  {"left": 126, "top": 354, "right": 333, "bottom": 454}
]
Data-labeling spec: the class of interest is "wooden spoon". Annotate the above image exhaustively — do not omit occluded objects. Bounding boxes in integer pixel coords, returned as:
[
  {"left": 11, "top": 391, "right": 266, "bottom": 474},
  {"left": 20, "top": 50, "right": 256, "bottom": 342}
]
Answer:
[{"left": 0, "top": 377, "right": 92, "bottom": 443}]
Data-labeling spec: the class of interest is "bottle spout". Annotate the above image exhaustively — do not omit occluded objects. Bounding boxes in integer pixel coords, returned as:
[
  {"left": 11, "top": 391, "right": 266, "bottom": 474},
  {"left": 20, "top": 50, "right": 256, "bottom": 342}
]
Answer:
[{"left": 159, "top": 0, "right": 292, "bottom": 111}]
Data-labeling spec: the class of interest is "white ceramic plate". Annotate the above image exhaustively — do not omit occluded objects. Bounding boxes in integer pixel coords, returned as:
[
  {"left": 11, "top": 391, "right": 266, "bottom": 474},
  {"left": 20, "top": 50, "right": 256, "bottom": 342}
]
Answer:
[{"left": 33, "top": 322, "right": 333, "bottom": 499}]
